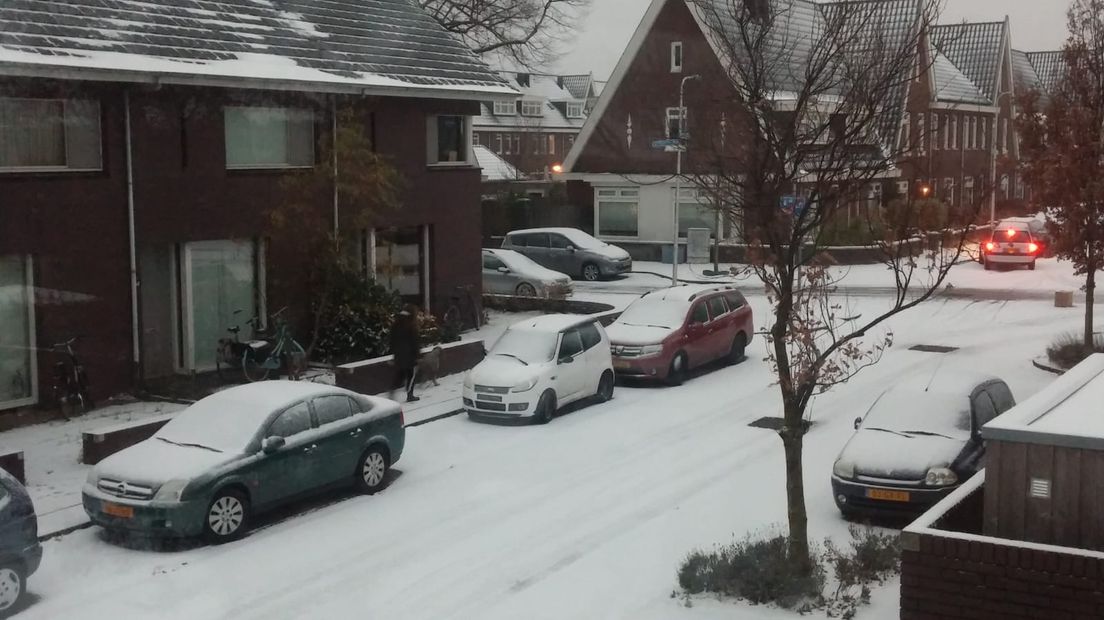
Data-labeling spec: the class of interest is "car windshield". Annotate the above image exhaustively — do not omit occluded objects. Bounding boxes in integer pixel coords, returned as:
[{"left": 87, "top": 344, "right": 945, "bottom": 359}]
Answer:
[
  {"left": 861, "top": 390, "right": 972, "bottom": 440},
  {"left": 993, "top": 228, "right": 1030, "bottom": 243},
  {"left": 154, "top": 396, "right": 268, "bottom": 454},
  {"left": 558, "top": 229, "right": 606, "bottom": 250},
  {"left": 617, "top": 299, "right": 689, "bottom": 329},
  {"left": 490, "top": 328, "right": 558, "bottom": 364}
]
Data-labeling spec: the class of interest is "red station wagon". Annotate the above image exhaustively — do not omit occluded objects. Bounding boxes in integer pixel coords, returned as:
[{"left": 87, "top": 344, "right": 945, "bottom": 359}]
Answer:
[{"left": 606, "top": 285, "right": 754, "bottom": 384}]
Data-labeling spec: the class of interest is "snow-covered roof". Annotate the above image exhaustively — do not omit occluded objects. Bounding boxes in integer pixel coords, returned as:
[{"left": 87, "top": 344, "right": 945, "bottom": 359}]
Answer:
[
  {"left": 473, "top": 72, "right": 586, "bottom": 131},
  {"left": 931, "top": 21, "right": 1006, "bottom": 103},
  {"left": 559, "top": 74, "right": 593, "bottom": 100},
  {"left": 0, "top": 0, "right": 515, "bottom": 100},
  {"left": 473, "top": 144, "right": 524, "bottom": 182},
  {"left": 983, "top": 354, "right": 1104, "bottom": 450},
  {"left": 642, "top": 284, "right": 739, "bottom": 303},
  {"left": 932, "top": 50, "right": 989, "bottom": 104},
  {"left": 508, "top": 313, "right": 593, "bottom": 334}
]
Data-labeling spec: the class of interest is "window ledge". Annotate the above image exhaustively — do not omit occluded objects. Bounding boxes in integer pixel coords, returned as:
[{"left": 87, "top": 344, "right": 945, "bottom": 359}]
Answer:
[
  {"left": 0, "top": 166, "right": 102, "bottom": 174},
  {"left": 226, "top": 165, "right": 315, "bottom": 172},
  {"left": 427, "top": 162, "right": 476, "bottom": 169}
]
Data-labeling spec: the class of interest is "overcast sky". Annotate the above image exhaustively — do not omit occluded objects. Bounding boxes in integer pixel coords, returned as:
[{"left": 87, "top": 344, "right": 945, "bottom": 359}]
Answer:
[{"left": 555, "top": 0, "right": 1072, "bottom": 80}]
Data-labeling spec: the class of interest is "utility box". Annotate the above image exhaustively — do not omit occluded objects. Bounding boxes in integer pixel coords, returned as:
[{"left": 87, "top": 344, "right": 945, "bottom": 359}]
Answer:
[
  {"left": 1055, "top": 291, "right": 1074, "bottom": 308},
  {"left": 686, "top": 228, "right": 711, "bottom": 264}
]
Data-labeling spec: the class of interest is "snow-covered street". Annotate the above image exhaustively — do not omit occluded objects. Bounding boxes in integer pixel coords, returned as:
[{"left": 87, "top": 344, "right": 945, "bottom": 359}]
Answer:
[{"left": 13, "top": 288, "right": 1080, "bottom": 619}]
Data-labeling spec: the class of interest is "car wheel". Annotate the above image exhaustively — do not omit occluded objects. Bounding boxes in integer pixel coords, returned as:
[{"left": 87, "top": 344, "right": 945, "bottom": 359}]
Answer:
[
  {"left": 581, "top": 263, "right": 601, "bottom": 282},
  {"left": 983, "top": 258, "right": 992, "bottom": 271},
  {"left": 596, "top": 370, "right": 615, "bottom": 402},
  {"left": 356, "top": 446, "right": 389, "bottom": 494},
  {"left": 727, "top": 333, "right": 747, "bottom": 365},
  {"left": 0, "top": 564, "right": 24, "bottom": 616},
  {"left": 515, "top": 282, "right": 537, "bottom": 297},
  {"left": 667, "top": 352, "right": 688, "bottom": 386},
  {"left": 1029, "top": 260, "right": 1036, "bottom": 271},
  {"left": 204, "top": 488, "right": 250, "bottom": 544},
  {"left": 535, "top": 390, "right": 556, "bottom": 424}
]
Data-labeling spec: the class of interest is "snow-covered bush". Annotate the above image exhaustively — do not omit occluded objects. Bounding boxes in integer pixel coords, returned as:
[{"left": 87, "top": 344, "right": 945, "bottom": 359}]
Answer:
[
  {"left": 1046, "top": 332, "right": 1104, "bottom": 369},
  {"left": 677, "top": 535, "right": 825, "bottom": 609},
  {"left": 823, "top": 526, "right": 900, "bottom": 619}
]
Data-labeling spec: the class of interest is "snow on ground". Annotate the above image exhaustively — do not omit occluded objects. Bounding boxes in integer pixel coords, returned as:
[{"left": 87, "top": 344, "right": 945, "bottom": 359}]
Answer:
[{"left": 12, "top": 292, "right": 1076, "bottom": 619}]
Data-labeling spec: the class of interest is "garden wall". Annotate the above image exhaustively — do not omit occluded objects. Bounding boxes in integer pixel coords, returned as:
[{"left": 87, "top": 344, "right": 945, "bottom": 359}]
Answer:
[{"left": 335, "top": 340, "right": 486, "bottom": 395}]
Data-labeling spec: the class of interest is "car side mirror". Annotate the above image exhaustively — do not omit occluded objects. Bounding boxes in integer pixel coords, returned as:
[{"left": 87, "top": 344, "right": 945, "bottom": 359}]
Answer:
[
  {"left": 559, "top": 355, "right": 574, "bottom": 364},
  {"left": 566, "top": 245, "right": 576, "bottom": 252},
  {"left": 497, "top": 267, "right": 510, "bottom": 274},
  {"left": 262, "top": 436, "right": 285, "bottom": 454},
  {"left": 853, "top": 417, "right": 862, "bottom": 430}
]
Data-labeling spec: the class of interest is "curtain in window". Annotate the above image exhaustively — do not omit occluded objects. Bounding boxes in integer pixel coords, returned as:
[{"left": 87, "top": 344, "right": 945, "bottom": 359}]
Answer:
[
  {"left": 375, "top": 227, "right": 423, "bottom": 302},
  {"left": 0, "top": 256, "right": 33, "bottom": 407},
  {"left": 184, "top": 241, "right": 256, "bottom": 371},
  {"left": 0, "top": 99, "right": 65, "bottom": 168},
  {"left": 225, "top": 107, "right": 313, "bottom": 168},
  {"left": 437, "top": 116, "right": 465, "bottom": 162}
]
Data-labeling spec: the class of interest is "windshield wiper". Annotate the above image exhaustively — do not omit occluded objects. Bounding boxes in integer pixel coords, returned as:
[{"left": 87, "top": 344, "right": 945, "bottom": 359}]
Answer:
[
  {"left": 901, "top": 430, "right": 955, "bottom": 440},
  {"left": 623, "top": 322, "right": 671, "bottom": 330},
  {"left": 864, "top": 427, "right": 912, "bottom": 439},
  {"left": 494, "top": 352, "right": 529, "bottom": 366},
  {"left": 157, "top": 436, "right": 223, "bottom": 453}
]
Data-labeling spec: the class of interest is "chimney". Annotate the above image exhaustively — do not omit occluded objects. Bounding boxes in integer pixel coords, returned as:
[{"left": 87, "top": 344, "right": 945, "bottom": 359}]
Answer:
[
  {"left": 516, "top": 73, "right": 531, "bottom": 88},
  {"left": 557, "top": 76, "right": 564, "bottom": 89}
]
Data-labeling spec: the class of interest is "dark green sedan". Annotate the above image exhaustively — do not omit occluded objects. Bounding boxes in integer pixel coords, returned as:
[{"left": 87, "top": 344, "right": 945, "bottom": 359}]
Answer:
[{"left": 83, "top": 381, "right": 405, "bottom": 543}]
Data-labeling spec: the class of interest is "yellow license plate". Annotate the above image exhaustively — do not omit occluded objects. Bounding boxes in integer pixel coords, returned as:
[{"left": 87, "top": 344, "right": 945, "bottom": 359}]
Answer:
[
  {"left": 103, "top": 502, "right": 134, "bottom": 518},
  {"left": 866, "top": 489, "right": 910, "bottom": 502},
  {"left": 613, "top": 360, "right": 631, "bottom": 369}
]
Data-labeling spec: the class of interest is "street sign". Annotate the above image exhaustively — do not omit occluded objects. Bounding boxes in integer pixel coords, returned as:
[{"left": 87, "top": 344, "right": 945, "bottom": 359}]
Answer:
[
  {"left": 779, "top": 195, "right": 808, "bottom": 217},
  {"left": 651, "top": 138, "right": 686, "bottom": 152}
]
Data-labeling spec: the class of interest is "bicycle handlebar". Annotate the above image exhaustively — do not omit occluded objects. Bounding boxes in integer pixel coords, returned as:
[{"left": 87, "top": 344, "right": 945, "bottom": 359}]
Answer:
[{"left": 52, "top": 336, "right": 80, "bottom": 349}]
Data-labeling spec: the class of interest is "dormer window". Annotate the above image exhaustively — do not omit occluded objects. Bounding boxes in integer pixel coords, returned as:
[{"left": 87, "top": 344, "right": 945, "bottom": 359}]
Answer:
[
  {"left": 566, "top": 102, "right": 584, "bottom": 119},
  {"left": 671, "top": 42, "right": 683, "bottom": 73},
  {"left": 493, "top": 100, "right": 516, "bottom": 116},
  {"left": 520, "top": 100, "right": 543, "bottom": 117}
]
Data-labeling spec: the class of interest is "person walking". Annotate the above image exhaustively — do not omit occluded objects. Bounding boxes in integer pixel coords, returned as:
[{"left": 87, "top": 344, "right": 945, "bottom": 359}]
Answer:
[{"left": 390, "top": 305, "right": 421, "bottom": 403}]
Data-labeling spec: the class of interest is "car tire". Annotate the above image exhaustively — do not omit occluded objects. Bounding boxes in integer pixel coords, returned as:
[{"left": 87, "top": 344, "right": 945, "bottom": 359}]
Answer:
[
  {"left": 535, "top": 390, "right": 556, "bottom": 424},
  {"left": 667, "top": 352, "right": 688, "bottom": 386},
  {"left": 356, "top": 446, "right": 389, "bottom": 494},
  {"left": 728, "top": 333, "right": 747, "bottom": 365},
  {"left": 596, "top": 370, "right": 615, "bottom": 402},
  {"left": 983, "top": 258, "right": 992, "bottom": 271},
  {"left": 515, "top": 282, "right": 537, "bottom": 297},
  {"left": 203, "top": 488, "right": 250, "bottom": 544},
  {"left": 581, "top": 263, "right": 601, "bottom": 282},
  {"left": 0, "top": 564, "right": 25, "bottom": 617},
  {"left": 1029, "top": 260, "right": 1036, "bottom": 271}
]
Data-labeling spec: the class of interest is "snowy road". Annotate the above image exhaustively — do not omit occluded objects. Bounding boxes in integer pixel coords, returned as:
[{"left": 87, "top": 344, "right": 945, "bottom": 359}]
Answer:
[{"left": 16, "top": 296, "right": 1078, "bottom": 619}]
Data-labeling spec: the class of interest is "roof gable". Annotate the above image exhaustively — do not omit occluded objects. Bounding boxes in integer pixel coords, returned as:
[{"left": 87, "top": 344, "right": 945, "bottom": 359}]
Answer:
[
  {"left": 1026, "top": 51, "right": 1066, "bottom": 94},
  {"left": 0, "top": 0, "right": 513, "bottom": 99},
  {"left": 930, "top": 21, "right": 1005, "bottom": 102},
  {"left": 931, "top": 49, "right": 988, "bottom": 104},
  {"left": 473, "top": 144, "right": 524, "bottom": 181}
]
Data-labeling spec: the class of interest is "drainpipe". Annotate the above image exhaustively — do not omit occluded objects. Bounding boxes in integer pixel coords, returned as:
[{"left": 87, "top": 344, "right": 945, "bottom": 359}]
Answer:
[
  {"left": 124, "top": 91, "right": 142, "bottom": 381},
  {"left": 332, "top": 97, "right": 340, "bottom": 241}
]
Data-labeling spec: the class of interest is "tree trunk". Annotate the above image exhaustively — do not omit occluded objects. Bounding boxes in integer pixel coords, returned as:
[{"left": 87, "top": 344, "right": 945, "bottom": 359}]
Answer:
[
  {"left": 781, "top": 402, "right": 813, "bottom": 574},
  {"left": 1086, "top": 268, "right": 1096, "bottom": 349}
]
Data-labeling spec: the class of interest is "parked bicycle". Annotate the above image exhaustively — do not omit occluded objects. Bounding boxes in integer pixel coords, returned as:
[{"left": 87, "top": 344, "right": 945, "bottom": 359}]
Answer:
[
  {"left": 216, "top": 307, "right": 306, "bottom": 382},
  {"left": 445, "top": 284, "right": 485, "bottom": 331},
  {"left": 52, "top": 337, "right": 92, "bottom": 419}
]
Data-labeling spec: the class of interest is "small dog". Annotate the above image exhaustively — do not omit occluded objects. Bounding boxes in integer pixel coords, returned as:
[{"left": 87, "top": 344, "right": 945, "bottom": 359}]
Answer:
[{"left": 414, "top": 345, "right": 443, "bottom": 388}]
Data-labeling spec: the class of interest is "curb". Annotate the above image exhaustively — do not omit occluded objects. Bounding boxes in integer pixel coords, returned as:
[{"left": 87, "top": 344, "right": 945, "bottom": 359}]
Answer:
[
  {"left": 1031, "top": 356, "right": 1066, "bottom": 375},
  {"left": 405, "top": 407, "right": 465, "bottom": 428},
  {"left": 39, "top": 520, "right": 93, "bottom": 542}
]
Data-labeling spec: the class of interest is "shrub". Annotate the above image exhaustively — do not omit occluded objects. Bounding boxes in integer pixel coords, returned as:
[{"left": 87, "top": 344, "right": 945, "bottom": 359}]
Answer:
[
  {"left": 677, "top": 535, "right": 825, "bottom": 609},
  {"left": 823, "top": 526, "right": 900, "bottom": 619},
  {"left": 1046, "top": 332, "right": 1104, "bottom": 369}
]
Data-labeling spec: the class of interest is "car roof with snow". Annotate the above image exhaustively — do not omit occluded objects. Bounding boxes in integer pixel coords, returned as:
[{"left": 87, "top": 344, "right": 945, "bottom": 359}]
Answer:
[
  {"left": 640, "top": 284, "right": 743, "bottom": 303},
  {"left": 893, "top": 366, "right": 1001, "bottom": 397},
  {"left": 507, "top": 314, "right": 595, "bottom": 334},
  {"left": 995, "top": 220, "right": 1032, "bottom": 230},
  {"left": 507, "top": 227, "right": 595, "bottom": 237}
]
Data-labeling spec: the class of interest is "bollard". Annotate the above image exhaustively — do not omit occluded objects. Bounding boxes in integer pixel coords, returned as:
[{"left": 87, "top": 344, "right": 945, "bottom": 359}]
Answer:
[{"left": 1055, "top": 291, "right": 1074, "bottom": 308}]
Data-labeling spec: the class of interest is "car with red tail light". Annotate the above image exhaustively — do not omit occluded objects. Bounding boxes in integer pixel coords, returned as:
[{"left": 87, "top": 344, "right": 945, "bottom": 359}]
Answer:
[{"left": 981, "top": 221, "right": 1040, "bottom": 270}]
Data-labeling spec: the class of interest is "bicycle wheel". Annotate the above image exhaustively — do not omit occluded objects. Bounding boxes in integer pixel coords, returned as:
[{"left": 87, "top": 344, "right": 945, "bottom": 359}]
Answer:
[
  {"left": 242, "top": 349, "right": 271, "bottom": 382},
  {"left": 284, "top": 339, "right": 307, "bottom": 380}
]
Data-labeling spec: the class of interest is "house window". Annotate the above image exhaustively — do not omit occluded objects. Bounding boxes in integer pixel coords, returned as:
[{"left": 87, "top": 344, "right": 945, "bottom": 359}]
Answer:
[
  {"left": 504, "top": 132, "right": 512, "bottom": 155},
  {"left": 1001, "top": 118, "right": 1009, "bottom": 154},
  {"left": 964, "top": 176, "right": 975, "bottom": 205},
  {"left": 547, "top": 134, "right": 556, "bottom": 155},
  {"left": 930, "top": 113, "right": 939, "bottom": 151},
  {"left": 1015, "top": 177, "right": 1025, "bottom": 200},
  {"left": 178, "top": 240, "right": 260, "bottom": 372},
  {"left": 942, "top": 115, "right": 951, "bottom": 150},
  {"left": 224, "top": 106, "right": 314, "bottom": 169},
  {"left": 943, "top": 177, "right": 955, "bottom": 205},
  {"left": 374, "top": 226, "right": 427, "bottom": 305},
  {"left": 982, "top": 119, "right": 989, "bottom": 150},
  {"left": 566, "top": 135, "right": 576, "bottom": 149},
  {"left": 677, "top": 187, "right": 716, "bottom": 237},
  {"left": 533, "top": 135, "right": 541, "bottom": 155},
  {"left": 472, "top": 133, "right": 480, "bottom": 146},
  {"left": 0, "top": 98, "right": 102, "bottom": 171},
  {"left": 596, "top": 187, "right": 640, "bottom": 237},
  {"left": 896, "top": 180, "right": 910, "bottom": 196},
  {"left": 899, "top": 113, "right": 910, "bottom": 152},
  {"left": 950, "top": 116, "right": 958, "bottom": 150},
  {"left": 0, "top": 255, "right": 35, "bottom": 410},
  {"left": 671, "top": 42, "right": 684, "bottom": 73},
  {"left": 521, "top": 100, "right": 543, "bottom": 117},
  {"left": 493, "top": 100, "right": 516, "bottom": 115},
  {"left": 495, "top": 134, "right": 503, "bottom": 154},
  {"left": 666, "top": 107, "right": 686, "bottom": 139},
  {"left": 514, "top": 134, "right": 521, "bottom": 155},
  {"left": 1000, "top": 174, "right": 1010, "bottom": 198},
  {"left": 427, "top": 115, "right": 470, "bottom": 164},
  {"left": 566, "top": 102, "right": 584, "bottom": 119}
]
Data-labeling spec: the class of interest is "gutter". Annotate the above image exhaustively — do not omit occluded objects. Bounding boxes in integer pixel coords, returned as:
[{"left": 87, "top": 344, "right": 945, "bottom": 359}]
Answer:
[{"left": 123, "top": 91, "right": 142, "bottom": 379}]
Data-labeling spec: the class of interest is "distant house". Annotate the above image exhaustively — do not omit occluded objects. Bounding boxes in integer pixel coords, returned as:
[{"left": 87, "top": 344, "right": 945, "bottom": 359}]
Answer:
[
  {"left": 472, "top": 72, "right": 593, "bottom": 176},
  {"left": 900, "top": 355, "right": 1104, "bottom": 618},
  {"left": 0, "top": 0, "right": 513, "bottom": 413}
]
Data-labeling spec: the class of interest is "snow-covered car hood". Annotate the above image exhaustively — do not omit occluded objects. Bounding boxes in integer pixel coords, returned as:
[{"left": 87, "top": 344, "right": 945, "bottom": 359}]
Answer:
[
  {"left": 515, "top": 263, "right": 571, "bottom": 284},
  {"left": 468, "top": 356, "right": 548, "bottom": 388},
  {"left": 606, "top": 323, "right": 671, "bottom": 346},
  {"left": 837, "top": 429, "right": 966, "bottom": 479},
  {"left": 94, "top": 437, "right": 236, "bottom": 486},
  {"left": 587, "top": 244, "right": 631, "bottom": 261}
]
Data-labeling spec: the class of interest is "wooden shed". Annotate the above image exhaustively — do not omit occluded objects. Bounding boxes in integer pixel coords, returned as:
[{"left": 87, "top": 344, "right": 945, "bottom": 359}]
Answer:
[{"left": 981, "top": 354, "right": 1104, "bottom": 550}]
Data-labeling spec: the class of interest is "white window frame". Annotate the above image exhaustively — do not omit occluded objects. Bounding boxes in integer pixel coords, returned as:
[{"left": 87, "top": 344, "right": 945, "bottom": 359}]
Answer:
[
  {"left": 0, "top": 255, "right": 38, "bottom": 410},
  {"left": 504, "top": 132, "right": 512, "bottom": 155},
  {"left": 472, "top": 133, "right": 480, "bottom": 147},
  {"left": 493, "top": 100, "right": 516, "bottom": 116},
  {"left": 520, "top": 100, "right": 543, "bottom": 117},
  {"left": 963, "top": 176, "right": 976, "bottom": 205},
  {"left": 896, "top": 180, "right": 910, "bottom": 196},
  {"left": 224, "top": 106, "right": 315, "bottom": 170},
  {"left": 1001, "top": 118, "right": 1009, "bottom": 154},
  {"left": 426, "top": 114, "right": 473, "bottom": 166},
  {"left": 899, "top": 113, "right": 910, "bottom": 152},
  {"left": 566, "top": 102, "right": 584, "bottom": 119},
  {"left": 943, "top": 177, "right": 955, "bottom": 205},
  {"left": 594, "top": 187, "right": 641, "bottom": 238},
  {"left": 0, "top": 97, "right": 103, "bottom": 173},
  {"left": 547, "top": 134, "right": 556, "bottom": 156},
  {"left": 666, "top": 107, "right": 686, "bottom": 139},
  {"left": 671, "top": 41, "right": 684, "bottom": 73},
  {"left": 942, "top": 115, "right": 951, "bottom": 150},
  {"left": 495, "top": 134, "right": 503, "bottom": 154},
  {"left": 930, "top": 113, "right": 939, "bottom": 151},
  {"left": 950, "top": 116, "right": 958, "bottom": 150}
]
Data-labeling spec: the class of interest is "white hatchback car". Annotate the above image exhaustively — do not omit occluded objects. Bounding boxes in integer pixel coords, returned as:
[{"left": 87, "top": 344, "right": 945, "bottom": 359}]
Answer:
[{"left": 464, "top": 315, "right": 615, "bottom": 423}]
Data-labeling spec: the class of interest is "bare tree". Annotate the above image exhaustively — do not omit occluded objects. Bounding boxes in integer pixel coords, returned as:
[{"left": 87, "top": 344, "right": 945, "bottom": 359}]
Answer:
[
  {"left": 686, "top": 0, "right": 987, "bottom": 571},
  {"left": 421, "top": 0, "right": 588, "bottom": 66},
  {"left": 1018, "top": 0, "right": 1104, "bottom": 352}
]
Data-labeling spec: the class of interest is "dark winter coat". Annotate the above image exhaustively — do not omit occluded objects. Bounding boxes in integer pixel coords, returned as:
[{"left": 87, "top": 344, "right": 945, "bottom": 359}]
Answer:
[{"left": 390, "top": 314, "right": 421, "bottom": 370}]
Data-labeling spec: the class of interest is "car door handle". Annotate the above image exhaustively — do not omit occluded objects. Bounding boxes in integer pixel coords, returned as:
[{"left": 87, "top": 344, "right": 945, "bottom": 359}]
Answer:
[
  {"left": 303, "top": 444, "right": 318, "bottom": 454},
  {"left": 349, "top": 428, "right": 362, "bottom": 437}
]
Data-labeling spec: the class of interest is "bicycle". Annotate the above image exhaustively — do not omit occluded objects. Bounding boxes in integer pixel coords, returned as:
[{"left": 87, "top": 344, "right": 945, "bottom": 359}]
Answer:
[
  {"left": 52, "top": 337, "right": 92, "bottom": 419},
  {"left": 216, "top": 308, "right": 306, "bottom": 382}
]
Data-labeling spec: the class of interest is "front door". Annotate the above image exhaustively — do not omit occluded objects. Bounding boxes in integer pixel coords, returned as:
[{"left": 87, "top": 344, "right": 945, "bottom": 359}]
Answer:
[
  {"left": 0, "top": 256, "right": 35, "bottom": 411},
  {"left": 253, "top": 401, "right": 320, "bottom": 506},
  {"left": 179, "top": 240, "right": 258, "bottom": 373}
]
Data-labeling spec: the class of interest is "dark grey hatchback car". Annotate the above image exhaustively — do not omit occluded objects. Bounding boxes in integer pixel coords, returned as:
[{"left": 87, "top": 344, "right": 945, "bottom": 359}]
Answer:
[{"left": 0, "top": 470, "right": 41, "bottom": 617}]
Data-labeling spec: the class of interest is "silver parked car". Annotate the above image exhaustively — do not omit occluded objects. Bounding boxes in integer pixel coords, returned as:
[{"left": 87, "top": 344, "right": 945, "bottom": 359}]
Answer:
[
  {"left": 501, "top": 227, "right": 632, "bottom": 282},
  {"left": 482, "top": 249, "right": 572, "bottom": 298}
]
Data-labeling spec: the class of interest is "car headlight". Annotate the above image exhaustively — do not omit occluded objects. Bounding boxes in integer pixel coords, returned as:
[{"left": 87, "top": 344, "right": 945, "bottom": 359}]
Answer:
[
  {"left": 833, "top": 460, "right": 855, "bottom": 479},
  {"left": 512, "top": 377, "right": 538, "bottom": 393},
  {"left": 463, "top": 373, "right": 474, "bottom": 389},
  {"left": 924, "top": 467, "right": 958, "bottom": 487},
  {"left": 154, "top": 479, "right": 190, "bottom": 502},
  {"left": 639, "top": 344, "right": 664, "bottom": 356}
]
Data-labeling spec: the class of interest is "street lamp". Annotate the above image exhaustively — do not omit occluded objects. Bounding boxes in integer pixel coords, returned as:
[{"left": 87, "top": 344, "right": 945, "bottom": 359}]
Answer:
[{"left": 672, "top": 74, "right": 701, "bottom": 286}]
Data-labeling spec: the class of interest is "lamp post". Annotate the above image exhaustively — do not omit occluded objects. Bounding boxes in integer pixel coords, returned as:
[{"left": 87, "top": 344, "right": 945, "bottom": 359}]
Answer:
[{"left": 672, "top": 74, "right": 701, "bottom": 286}]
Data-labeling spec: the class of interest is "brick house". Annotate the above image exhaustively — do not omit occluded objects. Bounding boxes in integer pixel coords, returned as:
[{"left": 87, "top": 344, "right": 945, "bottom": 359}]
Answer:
[
  {"left": 472, "top": 72, "right": 592, "bottom": 177},
  {"left": 0, "top": 0, "right": 514, "bottom": 415},
  {"left": 900, "top": 355, "right": 1104, "bottom": 619},
  {"left": 561, "top": 0, "right": 1057, "bottom": 250}
]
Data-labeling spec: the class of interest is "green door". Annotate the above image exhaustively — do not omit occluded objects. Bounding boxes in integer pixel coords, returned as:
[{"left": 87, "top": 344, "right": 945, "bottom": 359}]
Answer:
[
  {"left": 309, "top": 395, "right": 361, "bottom": 484},
  {"left": 252, "top": 401, "right": 321, "bottom": 506}
]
